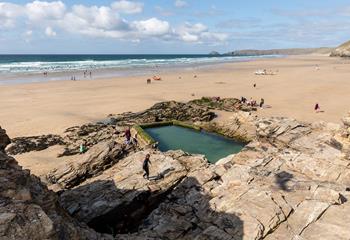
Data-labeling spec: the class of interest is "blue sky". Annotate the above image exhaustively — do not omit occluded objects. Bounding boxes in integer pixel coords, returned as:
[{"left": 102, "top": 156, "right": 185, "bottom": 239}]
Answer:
[{"left": 0, "top": 0, "right": 350, "bottom": 54}]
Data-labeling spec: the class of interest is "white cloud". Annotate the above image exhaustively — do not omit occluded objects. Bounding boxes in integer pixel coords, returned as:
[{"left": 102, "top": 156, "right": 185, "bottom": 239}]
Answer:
[
  {"left": 174, "top": 0, "right": 187, "bottom": 8},
  {"left": 0, "top": 2, "right": 24, "bottom": 28},
  {"left": 111, "top": 0, "right": 143, "bottom": 14},
  {"left": 45, "top": 26, "right": 56, "bottom": 37},
  {"left": 0, "top": 1, "right": 229, "bottom": 44},
  {"left": 26, "top": 1, "right": 66, "bottom": 22},
  {"left": 176, "top": 22, "right": 228, "bottom": 43},
  {"left": 133, "top": 18, "right": 170, "bottom": 36}
]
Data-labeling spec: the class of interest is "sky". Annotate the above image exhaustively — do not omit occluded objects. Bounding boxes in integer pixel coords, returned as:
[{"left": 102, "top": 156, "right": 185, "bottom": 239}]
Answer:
[{"left": 0, "top": 0, "right": 350, "bottom": 54}]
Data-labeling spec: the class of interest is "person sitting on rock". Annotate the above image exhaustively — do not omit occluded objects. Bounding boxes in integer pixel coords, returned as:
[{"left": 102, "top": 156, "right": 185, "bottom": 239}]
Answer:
[{"left": 143, "top": 154, "right": 151, "bottom": 180}]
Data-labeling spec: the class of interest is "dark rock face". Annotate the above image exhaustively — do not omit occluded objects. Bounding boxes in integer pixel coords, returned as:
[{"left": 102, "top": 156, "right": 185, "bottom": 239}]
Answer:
[
  {"left": 109, "top": 101, "right": 217, "bottom": 125},
  {"left": 6, "top": 134, "right": 63, "bottom": 155},
  {"left": 0, "top": 126, "right": 11, "bottom": 153},
  {"left": 58, "top": 151, "right": 197, "bottom": 234},
  {"left": 0, "top": 128, "right": 112, "bottom": 240},
  {"left": 190, "top": 97, "right": 256, "bottom": 112}
]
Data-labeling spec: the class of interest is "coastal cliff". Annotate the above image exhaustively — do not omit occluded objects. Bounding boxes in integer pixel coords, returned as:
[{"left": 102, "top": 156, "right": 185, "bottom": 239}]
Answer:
[
  {"left": 223, "top": 47, "right": 332, "bottom": 56},
  {"left": 330, "top": 40, "right": 350, "bottom": 57},
  {"left": 1, "top": 99, "right": 350, "bottom": 239}
]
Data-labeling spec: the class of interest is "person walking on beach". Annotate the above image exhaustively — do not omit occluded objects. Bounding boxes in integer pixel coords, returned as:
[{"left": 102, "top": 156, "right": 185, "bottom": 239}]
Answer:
[
  {"left": 143, "top": 154, "right": 151, "bottom": 180},
  {"left": 259, "top": 98, "right": 265, "bottom": 108},
  {"left": 314, "top": 103, "right": 320, "bottom": 112}
]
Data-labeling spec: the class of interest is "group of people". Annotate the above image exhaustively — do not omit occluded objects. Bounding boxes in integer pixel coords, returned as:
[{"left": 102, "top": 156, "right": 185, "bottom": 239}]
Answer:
[
  {"left": 71, "top": 70, "right": 93, "bottom": 81},
  {"left": 241, "top": 96, "right": 265, "bottom": 108},
  {"left": 83, "top": 70, "right": 92, "bottom": 78}
]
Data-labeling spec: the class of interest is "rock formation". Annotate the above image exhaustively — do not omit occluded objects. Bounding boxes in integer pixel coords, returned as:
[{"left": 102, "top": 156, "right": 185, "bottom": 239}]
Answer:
[
  {"left": 0, "top": 126, "right": 112, "bottom": 239},
  {"left": 0, "top": 127, "right": 11, "bottom": 153},
  {"left": 2, "top": 102, "right": 350, "bottom": 239},
  {"left": 6, "top": 134, "right": 63, "bottom": 155},
  {"left": 109, "top": 100, "right": 217, "bottom": 125},
  {"left": 330, "top": 40, "right": 350, "bottom": 57},
  {"left": 47, "top": 141, "right": 130, "bottom": 190}
]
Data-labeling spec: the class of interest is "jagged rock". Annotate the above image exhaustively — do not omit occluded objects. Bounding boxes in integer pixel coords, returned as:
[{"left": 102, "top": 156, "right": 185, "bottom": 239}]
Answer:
[
  {"left": 109, "top": 101, "right": 217, "bottom": 125},
  {"left": 189, "top": 96, "right": 255, "bottom": 112},
  {"left": 0, "top": 128, "right": 112, "bottom": 240},
  {"left": 199, "top": 111, "right": 257, "bottom": 142},
  {"left": 330, "top": 40, "right": 350, "bottom": 57},
  {"left": 4, "top": 104, "right": 350, "bottom": 239},
  {"left": 47, "top": 140, "right": 127, "bottom": 189},
  {"left": 0, "top": 126, "right": 10, "bottom": 153},
  {"left": 58, "top": 123, "right": 123, "bottom": 157},
  {"left": 58, "top": 151, "right": 207, "bottom": 234},
  {"left": 256, "top": 117, "right": 312, "bottom": 147},
  {"left": 6, "top": 134, "right": 63, "bottom": 155}
]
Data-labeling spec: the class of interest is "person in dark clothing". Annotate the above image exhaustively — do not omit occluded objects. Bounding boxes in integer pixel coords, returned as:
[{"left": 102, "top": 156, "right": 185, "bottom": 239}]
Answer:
[
  {"left": 125, "top": 127, "right": 131, "bottom": 144},
  {"left": 259, "top": 98, "right": 265, "bottom": 108},
  {"left": 143, "top": 154, "right": 151, "bottom": 179},
  {"left": 314, "top": 103, "right": 320, "bottom": 112}
]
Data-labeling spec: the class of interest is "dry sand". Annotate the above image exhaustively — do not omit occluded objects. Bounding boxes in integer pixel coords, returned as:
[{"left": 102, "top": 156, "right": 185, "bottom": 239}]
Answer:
[{"left": 1, "top": 54, "right": 350, "bottom": 139}]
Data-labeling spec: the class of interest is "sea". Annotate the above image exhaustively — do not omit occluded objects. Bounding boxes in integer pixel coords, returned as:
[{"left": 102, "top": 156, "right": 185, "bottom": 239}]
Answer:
[{"left": 0, "top": 54, "right": 277, "bottom": 85}]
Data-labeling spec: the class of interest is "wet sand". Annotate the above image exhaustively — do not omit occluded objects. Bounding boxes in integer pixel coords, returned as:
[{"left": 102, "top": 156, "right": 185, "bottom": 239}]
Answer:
[{"left": 1, "top": 54, "right": 350, "bottom": 138}]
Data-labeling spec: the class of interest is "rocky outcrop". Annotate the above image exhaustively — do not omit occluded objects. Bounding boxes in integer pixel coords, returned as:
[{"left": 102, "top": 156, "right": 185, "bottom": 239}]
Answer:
[
  {"left": 0, "top": 127, "right": 112, "bottom": 240},
  {"left": 109, "top": 101, "right": 217, "bottom": 125},
  {"left": 199, "top": 111, "right": 257, "bottom": 142},
  {"left": 6, "top": 134, "right": 63, "bottom": 155},
  {"left": 190, "top": 97, "right": 256, "bottom": 112},
  {"left": 330, "top": 40, "right": 350, "bottom": 57},
  {"left": 58, "top": 123, "right": 124, "bottom": 157},
  {"left": 58, "top": 151, "right": 207, "bottom": 234},
  {"left": 117, "top": 116, "right": 350, "bottom": 239},
  {"left": 47, "top": 141, "right": 128, "bottom": 190},
  {"left": 3, "top": 103, "right": 350, "bottom": 239},
  {"left": 0, "top": 126, "right": 10, "bottom": 153}
]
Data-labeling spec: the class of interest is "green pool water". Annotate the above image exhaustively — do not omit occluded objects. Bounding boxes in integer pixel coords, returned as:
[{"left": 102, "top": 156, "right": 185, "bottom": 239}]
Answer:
[{"left": 144, "top": 125, "right": 245, "bottom": 163}]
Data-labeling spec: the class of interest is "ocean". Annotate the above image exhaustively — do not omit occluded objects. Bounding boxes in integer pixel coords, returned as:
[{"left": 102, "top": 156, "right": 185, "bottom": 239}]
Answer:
[{"left": 0, "top": 54, "right": 276, "bottom": 84}]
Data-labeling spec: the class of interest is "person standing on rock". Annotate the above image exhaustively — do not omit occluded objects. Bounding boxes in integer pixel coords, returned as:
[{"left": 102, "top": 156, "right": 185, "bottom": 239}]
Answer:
[
  {"left": 79, "top": 141, "right": 86, "bottom": 154},
  {"left": 124, "top": 127, "right": 131, "bottom": 144},
  {"left": 143, "top": 154, "right": 151, "bottom": 180}
]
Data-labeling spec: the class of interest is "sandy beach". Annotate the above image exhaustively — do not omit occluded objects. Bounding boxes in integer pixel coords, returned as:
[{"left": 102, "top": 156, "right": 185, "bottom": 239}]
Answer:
[{"left": 1, "top": 54, "right": 349, "bottom": 138}]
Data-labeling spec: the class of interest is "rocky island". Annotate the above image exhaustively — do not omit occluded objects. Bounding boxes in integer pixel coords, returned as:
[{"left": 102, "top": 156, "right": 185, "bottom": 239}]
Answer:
[{"left": 1, "top": 97, "right": 350, "bottom": 239}]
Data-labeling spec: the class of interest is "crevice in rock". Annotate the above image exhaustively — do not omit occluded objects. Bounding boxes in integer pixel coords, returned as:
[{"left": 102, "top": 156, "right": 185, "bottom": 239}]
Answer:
[
  {"left": 298, "top": 204, "right": 330, "bottom": 236},
  {"left": 87, "top": 176, "right": 186, "bottom": 236}
]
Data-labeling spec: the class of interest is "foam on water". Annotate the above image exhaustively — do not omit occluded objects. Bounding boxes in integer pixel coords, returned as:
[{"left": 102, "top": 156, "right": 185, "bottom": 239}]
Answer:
[{"left": 0, "top": 54, "right": 280, "bottom": 84}]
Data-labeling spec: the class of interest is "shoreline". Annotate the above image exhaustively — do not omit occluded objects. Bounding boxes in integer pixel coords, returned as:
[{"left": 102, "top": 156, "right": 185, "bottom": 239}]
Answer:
[
  {"left": 1, "top": 54, "right": 349, "bottom": 138},
  {"left": 0, "top": 55, "right": 280, "bottom": 85}
]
